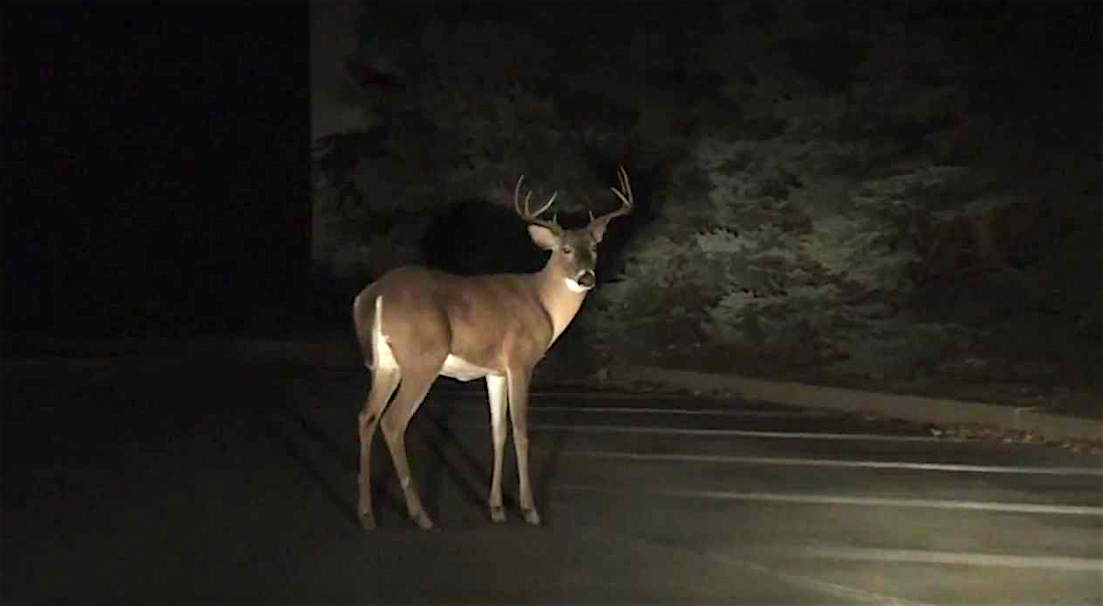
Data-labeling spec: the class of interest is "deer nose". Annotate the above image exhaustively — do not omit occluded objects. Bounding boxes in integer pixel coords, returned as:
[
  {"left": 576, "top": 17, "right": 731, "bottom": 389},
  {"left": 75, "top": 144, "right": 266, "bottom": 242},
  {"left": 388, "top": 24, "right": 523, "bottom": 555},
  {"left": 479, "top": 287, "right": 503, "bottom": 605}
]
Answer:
[{"left": 577, "top": 270, "right": 596, "bottom": 289}]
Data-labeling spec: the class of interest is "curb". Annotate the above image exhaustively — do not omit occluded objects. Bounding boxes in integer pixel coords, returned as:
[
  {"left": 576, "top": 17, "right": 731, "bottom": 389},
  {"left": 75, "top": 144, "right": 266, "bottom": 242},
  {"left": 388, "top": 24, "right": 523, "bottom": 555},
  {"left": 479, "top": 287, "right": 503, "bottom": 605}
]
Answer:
[
  {"left": 606, "top": 365, "right": 1102, "bottom": 443},
  {"left": 8, "top": 336, "right": 1099, "bottom": 443}
]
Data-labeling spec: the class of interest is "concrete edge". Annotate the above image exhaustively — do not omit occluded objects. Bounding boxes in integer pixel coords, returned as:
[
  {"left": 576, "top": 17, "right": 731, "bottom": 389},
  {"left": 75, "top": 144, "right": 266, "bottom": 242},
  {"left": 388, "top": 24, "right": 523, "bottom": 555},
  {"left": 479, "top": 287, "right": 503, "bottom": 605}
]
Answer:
[
  {"left": 606, "top": 364, "right": 1103, "bottom": 443},
  {"left": 7, "top": 335, "right": 1099, "bottom": 443}
]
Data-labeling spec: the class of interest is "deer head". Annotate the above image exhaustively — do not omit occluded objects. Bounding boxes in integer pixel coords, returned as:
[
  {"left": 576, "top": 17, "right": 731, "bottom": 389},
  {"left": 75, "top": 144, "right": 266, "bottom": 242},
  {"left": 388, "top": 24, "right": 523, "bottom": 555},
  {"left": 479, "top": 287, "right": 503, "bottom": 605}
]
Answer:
[{"left": 514, "top": 166, "right": 633, "bottom": 292}]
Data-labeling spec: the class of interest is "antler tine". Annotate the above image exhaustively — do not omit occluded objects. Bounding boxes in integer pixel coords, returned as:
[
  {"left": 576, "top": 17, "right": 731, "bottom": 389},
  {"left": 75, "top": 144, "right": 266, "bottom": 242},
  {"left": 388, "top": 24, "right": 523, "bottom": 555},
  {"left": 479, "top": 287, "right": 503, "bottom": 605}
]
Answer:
[
  {"left": 618, "top": 165, "right": 633, "bottom": 206},
  {"left": 513, "top": 175, "right": 561, "bottom": 232},
  {"left": 593, "top": 165, "right": 634, "bottom": 225},
  {"left": 513, "top": 175, "right": 525, "bottom": 214},
  {"left": 531, "top": 191, "right": 557, "bottom": 217}
]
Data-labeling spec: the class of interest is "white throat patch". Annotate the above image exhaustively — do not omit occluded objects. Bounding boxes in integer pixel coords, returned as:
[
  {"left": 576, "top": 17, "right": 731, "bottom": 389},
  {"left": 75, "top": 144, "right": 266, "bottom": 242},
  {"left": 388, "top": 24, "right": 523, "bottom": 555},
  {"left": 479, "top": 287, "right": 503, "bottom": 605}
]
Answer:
[{"left": 565, "top": 278, "right": 591, "bottom": 292}]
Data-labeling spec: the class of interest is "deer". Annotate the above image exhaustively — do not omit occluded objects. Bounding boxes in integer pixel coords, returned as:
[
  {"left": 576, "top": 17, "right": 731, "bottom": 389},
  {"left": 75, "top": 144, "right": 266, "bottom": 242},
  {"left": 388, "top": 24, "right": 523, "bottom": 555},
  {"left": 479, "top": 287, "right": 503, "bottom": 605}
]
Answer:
[{"left": 351, "top": 167, "right": 634, "bottom": 530}]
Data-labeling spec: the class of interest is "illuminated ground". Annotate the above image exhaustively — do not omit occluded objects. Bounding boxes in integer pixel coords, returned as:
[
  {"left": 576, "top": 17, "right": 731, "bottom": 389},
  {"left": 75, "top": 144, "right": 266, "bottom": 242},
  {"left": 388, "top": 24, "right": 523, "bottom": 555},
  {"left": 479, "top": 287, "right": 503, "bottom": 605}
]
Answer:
[{"left": 3, "top": 354, "right": 1100, "bottom": 604}]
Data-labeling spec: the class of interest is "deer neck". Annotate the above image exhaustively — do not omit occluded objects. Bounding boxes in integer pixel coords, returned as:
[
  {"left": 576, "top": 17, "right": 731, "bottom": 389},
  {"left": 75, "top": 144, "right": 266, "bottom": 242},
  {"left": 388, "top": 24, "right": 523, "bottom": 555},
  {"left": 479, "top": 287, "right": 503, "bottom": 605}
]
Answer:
[{"left": 532, "top": 266, "right": 588, "bottom": 346}]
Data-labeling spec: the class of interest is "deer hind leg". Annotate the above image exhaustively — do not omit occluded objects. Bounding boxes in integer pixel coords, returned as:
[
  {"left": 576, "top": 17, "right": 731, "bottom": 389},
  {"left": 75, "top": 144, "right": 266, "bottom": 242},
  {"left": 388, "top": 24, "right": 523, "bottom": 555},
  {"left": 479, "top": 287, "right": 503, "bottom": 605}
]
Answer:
[
  {"left": 507, "top": 367, "right": 541, "bottom": 525},
  {"left": 380, "top": 366, "right": 438, "bottom": 530},
  {"left": 485, "top": 374, "right": 509, "bottom": 522},
  {"left": 358, "top": 365, "right": 400, "bottom": 531}
]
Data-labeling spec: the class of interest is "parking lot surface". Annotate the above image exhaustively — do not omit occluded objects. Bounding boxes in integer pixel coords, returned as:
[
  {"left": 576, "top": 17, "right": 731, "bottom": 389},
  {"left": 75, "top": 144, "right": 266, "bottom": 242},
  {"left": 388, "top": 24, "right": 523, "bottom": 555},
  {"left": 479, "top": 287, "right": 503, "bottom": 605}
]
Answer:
[{"left": 3, "top": 357, "right": 1100, "bottom": 604}]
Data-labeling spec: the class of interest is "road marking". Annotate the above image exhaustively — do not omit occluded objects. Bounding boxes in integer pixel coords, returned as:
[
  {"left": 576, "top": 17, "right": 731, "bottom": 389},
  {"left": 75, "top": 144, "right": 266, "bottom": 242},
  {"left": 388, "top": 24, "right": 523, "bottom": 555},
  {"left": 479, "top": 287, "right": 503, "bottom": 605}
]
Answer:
[
  {"left": 530, "top": 423, "right": 948, "bottom": 442},
  {"left": 449, "top": 388, "right": 845, "bottom": 407},
  {"left": 631, "top": 537, "right": 937, "bottom": 606},
  {"left": 530, "top": 392, "right": 701, "bottom": 400},
  {"left": 557, "top": 485, "right": 1103, "bottom": 516},
  {"left": 528, "top": 405, "right": 826, "bottom": 418},
  {"left": 442, "top": 390, "right": 705, "bottom": 401},
  {"left": 555, "top": 449, "right": 1103, "bottom": 476},
  {"left": 714, "top": 554, "right": 938, "bottom": 606},
  {"left": 789, "top": 546, "right": 1103, "bottom": 571}
]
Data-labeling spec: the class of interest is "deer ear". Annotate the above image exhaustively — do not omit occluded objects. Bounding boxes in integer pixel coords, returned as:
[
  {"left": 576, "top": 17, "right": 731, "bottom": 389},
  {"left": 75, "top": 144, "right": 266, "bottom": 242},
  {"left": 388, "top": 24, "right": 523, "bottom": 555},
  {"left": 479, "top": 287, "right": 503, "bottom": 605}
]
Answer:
[
  {"left": 527, "top": 224, "right": 559, "bottom": 250},
  {"left": 588, "top": 219, "right": 610, "bottom": 244}
]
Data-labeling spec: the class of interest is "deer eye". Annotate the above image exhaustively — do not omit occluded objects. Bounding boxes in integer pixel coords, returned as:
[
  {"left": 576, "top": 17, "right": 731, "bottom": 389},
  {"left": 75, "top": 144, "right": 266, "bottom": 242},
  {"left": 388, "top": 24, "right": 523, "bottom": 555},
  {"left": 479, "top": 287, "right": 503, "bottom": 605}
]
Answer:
[{"left": 561, "top": 246, "right": 573, "bottom": 255}]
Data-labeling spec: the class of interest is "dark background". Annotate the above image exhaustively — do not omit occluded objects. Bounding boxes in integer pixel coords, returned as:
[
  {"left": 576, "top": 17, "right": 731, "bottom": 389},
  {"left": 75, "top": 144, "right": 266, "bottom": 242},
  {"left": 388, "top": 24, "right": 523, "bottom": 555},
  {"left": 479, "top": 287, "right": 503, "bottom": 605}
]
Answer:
[
  {"left": 2, "top": 1, "right": 1100, "bottom": 399},
  {"left": 3, "top": 2, "right": 312, "bottom": 338}
]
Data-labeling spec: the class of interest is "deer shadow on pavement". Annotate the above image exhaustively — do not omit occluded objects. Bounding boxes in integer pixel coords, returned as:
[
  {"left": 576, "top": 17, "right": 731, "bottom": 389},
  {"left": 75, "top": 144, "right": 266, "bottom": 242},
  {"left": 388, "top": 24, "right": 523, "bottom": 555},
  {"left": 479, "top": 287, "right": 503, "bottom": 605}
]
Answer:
[{"left": 268, "top": 389, "right": 512, "bottom": 530}]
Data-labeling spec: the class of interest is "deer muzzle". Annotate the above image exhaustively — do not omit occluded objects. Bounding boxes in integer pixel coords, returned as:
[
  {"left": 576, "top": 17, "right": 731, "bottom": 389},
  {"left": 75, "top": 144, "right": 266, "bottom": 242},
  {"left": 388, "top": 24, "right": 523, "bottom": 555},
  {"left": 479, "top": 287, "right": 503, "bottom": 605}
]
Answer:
[{"left": 576, "top": 270, "right": 596, "bottom": 290}]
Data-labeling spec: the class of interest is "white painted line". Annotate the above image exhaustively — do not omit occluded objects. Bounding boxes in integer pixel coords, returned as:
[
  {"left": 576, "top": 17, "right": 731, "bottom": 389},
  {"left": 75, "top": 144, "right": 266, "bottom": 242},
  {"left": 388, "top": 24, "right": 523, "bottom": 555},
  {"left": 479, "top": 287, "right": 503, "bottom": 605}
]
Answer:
[
  {"left": 455, "top": 398, "right": 827, "bottom": 416},
  {"left": 790, "top": 546, "right": 1103, "bottom": 571},
  {"left": 530, "top": 392, "right": 692, "bottom": 400},
  {"left": 629, "top": 536, "right": 936, "bottom": 606},
  {"left": 707, "top": 553, "right": 939, "bottom": 606},
  {"left": 442, "top": 390, "right": 699, "bottom": 401},
  {"left": 556, "top": 449, "right": 1103, "bottom": 476},
  {"left": 557, "top": 484, "right": 1103, "bottom": 516},
  {"left": 530, "top": 423, "right": 949, "bottom": 442},
  {"left": 528, "top": 405, "right": 828, "bottom": 418}
]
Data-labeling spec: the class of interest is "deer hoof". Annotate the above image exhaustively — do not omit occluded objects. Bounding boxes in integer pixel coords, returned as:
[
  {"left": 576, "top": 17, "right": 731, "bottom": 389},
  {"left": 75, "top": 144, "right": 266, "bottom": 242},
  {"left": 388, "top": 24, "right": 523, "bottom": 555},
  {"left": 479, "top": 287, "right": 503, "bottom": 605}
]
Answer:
[
  {"left": 490, "top": 505, "right": 506, "bottom": 523},
  {"left": 359, "top": 513, "right": 377, "bottom": 532},
  {"left": 413, "top": 512, "right": 436, "bottom": 531},
  {"left": 521, "top": 507, "right": 541, "bottom": 526}
]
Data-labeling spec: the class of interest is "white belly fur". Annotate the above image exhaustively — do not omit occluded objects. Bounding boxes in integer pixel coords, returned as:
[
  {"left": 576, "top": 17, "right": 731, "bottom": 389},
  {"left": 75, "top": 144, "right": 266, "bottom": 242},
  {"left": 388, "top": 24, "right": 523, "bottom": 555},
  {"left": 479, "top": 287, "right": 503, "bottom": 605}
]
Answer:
[{"left": 440, "top": 354, "right": 499, "bottom": 382}]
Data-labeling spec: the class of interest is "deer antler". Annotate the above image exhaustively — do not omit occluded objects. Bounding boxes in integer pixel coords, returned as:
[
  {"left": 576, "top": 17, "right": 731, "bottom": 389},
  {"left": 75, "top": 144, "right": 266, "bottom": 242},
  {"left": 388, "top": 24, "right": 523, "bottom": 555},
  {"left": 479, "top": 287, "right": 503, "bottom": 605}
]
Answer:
[
  {"left": 588, "top": 165, "right": 634, "bottom": 228},
  {"left": 513, "top": 175, "right": 562, "bottom": 234}
]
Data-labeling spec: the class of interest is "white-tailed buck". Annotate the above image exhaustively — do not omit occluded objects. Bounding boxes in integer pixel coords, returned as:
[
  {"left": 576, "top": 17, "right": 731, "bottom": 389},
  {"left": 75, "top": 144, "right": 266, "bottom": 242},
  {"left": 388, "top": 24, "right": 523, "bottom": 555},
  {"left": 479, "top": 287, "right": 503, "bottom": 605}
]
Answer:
[{"left": 352, "top": 167, "right": 633, "bottom": 530}]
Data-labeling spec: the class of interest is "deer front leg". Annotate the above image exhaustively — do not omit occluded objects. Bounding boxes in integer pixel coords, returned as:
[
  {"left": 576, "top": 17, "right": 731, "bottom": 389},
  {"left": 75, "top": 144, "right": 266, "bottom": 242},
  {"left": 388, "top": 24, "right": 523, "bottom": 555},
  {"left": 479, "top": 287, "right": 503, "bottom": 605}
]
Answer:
[
  {"left": 507, "top": 368, "right": 541, "bottom": 525},
  {"left": 486, "top": 374, "right": 509, "bottom": 522}
]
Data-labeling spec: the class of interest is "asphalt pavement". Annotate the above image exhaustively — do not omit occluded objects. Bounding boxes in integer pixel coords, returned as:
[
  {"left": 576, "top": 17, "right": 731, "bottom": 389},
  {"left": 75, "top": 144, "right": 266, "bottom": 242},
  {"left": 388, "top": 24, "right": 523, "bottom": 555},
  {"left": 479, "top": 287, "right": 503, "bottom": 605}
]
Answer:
[{"left": 2, "top": 355, "right": 1100, "bottom": 604}]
